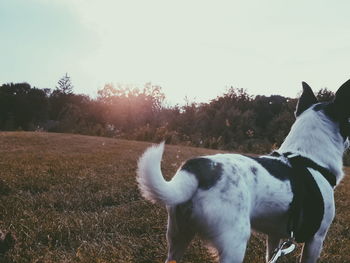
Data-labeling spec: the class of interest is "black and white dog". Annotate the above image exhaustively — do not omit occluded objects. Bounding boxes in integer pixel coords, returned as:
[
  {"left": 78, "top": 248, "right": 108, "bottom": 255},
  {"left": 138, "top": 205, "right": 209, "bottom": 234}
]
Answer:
[{"left": 137, "top": 80, "right": 350, "bottom": 263}]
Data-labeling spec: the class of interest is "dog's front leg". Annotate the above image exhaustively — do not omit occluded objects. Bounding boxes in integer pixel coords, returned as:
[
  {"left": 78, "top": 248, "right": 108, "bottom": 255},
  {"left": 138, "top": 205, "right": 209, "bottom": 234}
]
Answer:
[
  {"left": 299, "top": 235, "right": 325, "bottom": 263},
  {"left": 265, "top": 235, "right": 281, "bottom": 262},
  {"left": 299, "top": 180, "right": 335, "bottom": 263}
]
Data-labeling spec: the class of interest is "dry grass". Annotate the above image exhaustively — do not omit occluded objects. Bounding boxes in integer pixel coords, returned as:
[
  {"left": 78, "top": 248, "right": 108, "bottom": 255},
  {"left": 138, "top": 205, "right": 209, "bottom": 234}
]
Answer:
[{"left": 0, "top": 132, "right": 349, "bottom": 263}]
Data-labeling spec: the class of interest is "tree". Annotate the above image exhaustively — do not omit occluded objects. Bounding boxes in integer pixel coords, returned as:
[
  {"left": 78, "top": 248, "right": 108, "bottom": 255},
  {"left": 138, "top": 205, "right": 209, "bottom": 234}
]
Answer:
[
  {"left": 316, "top": 88, "right": 334, "bottom": 102},
  {"left": 96, "top": 83, "right": 165, "bottom": 133},
  {"left": 56, "top": 73, "right": 73, "bottom": 94},
  {"left": 49, "top": 74, "right": 74, "bottom": 120},
  {"left": 0, "top": 83, "right": 49, "bottom": 130}
]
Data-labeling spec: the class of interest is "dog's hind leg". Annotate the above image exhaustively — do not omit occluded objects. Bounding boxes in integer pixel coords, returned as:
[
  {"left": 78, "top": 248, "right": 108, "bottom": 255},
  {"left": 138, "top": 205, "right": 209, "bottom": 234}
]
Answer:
[
  {"left": 165, "top": 204, "right": 195, "bottom": 263},
  {"left": 212, "top": 221, "right": 251, "bottom": 263},
  {"left": 265, "top": 235, "right": 281, "bottom": 262}
]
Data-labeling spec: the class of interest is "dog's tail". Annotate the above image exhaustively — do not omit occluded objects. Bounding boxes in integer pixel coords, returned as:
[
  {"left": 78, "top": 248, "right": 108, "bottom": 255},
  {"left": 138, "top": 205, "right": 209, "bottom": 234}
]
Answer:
[{"left": 137, "top": 142, "right": 198, "bottom": 206}]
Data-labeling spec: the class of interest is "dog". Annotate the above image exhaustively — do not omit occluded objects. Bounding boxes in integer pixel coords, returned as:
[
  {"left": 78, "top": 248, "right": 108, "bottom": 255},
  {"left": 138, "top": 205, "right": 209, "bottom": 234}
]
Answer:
[{"left": 137, "top": 80, "right": 350, "bottom": 263}]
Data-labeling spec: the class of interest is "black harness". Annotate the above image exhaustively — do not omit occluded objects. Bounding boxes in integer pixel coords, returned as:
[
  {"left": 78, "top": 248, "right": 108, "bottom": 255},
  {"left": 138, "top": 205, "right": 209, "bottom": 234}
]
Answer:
[{"left": 270, "top": 152, "right": 337, "bottom": 243}]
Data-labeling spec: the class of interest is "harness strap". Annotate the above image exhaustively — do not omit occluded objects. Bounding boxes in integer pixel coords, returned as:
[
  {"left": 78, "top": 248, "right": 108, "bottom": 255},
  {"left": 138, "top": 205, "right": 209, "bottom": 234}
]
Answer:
[
  {"left": 283, "top": 152, "right": 336, "bottom": 187},
  {"left": 270, "top": 151, "right": 336, "bottom": 187},
  {"left": 270, "top": 151, "right": 336, "bottom": 243}
]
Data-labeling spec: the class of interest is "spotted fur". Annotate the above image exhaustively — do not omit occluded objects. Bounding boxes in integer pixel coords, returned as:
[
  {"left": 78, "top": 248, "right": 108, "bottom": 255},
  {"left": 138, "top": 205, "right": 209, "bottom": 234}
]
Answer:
[{"left": 137, "top": 80, "right": 350, "bottom": 263}]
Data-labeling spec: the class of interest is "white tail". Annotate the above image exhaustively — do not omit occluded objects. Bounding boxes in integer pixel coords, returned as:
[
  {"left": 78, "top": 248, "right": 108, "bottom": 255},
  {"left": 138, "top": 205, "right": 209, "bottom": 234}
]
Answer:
[{"left": 137, "top": 142, "right": 198, "bottom": 206}]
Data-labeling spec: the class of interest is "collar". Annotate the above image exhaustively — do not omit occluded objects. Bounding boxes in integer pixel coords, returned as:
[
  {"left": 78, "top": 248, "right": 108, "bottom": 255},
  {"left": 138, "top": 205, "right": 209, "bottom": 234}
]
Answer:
[{"left": 270, "top": 151, "right": 337, "bottom": 187}]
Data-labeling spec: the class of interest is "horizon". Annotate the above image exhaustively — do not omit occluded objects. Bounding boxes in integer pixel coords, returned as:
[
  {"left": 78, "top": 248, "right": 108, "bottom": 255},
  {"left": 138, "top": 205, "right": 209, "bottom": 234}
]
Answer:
[
  {"left": 1, "top": 0, "right": 350, "bottom": 105},
  {"left": 0, "top": 77, "right": 326, "bottom": 107}
]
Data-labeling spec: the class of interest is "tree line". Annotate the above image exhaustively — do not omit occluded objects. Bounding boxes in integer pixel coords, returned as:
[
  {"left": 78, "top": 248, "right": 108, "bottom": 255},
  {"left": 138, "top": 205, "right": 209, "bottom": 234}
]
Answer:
[{"left": 1, "top": 75, "right": 346, "bottom": 159}]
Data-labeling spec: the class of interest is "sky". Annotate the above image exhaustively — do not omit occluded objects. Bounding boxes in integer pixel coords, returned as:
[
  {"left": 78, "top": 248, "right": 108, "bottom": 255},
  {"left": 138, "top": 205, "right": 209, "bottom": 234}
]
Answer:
[{"left": 1, "top": 0, "right": 350, "bottom": 105}]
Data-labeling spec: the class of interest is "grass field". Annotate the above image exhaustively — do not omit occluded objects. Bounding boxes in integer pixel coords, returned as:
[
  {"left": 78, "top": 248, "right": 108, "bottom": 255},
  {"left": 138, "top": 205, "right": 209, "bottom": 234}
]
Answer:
[{"left": 0, "top": 132, "right": 349, "bottom": 263}]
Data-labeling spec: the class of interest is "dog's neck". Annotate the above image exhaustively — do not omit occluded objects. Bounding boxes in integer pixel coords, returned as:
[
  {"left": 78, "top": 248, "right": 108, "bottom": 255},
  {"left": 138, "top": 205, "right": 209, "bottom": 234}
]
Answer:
[{"left": 278, "top": 109, "right": 345, "bottom": 184}]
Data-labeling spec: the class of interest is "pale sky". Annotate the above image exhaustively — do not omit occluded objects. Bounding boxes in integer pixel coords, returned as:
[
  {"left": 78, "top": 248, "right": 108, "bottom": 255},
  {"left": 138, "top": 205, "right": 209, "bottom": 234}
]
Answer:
[{"left": 1, "top": 0, "right": 350, "bottom": 104}]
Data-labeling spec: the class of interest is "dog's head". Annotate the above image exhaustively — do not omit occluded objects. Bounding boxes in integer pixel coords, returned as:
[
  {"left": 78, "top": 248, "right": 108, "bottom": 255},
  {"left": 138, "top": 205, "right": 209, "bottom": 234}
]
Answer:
[{"left": 295, "top": 79, "right": 350, "bottom": 148}]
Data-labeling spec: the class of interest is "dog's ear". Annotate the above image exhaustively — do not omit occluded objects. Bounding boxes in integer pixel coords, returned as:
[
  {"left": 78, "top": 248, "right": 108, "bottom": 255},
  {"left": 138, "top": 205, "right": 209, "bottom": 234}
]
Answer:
[
  {"left": 333, "top": 79, "right": 350, "bottom": 119},
  {"left": 295, "top": 81, "right": 318, "bottom": 117}
]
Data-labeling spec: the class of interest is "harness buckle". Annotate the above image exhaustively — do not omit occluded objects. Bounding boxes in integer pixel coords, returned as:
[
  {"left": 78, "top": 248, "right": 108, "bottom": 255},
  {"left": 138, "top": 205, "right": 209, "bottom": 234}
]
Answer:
[{"left": 268, "top": 232, "right": 296, "bottom": 263}]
